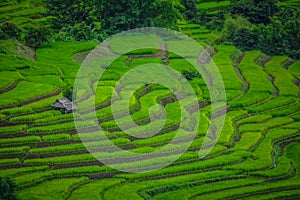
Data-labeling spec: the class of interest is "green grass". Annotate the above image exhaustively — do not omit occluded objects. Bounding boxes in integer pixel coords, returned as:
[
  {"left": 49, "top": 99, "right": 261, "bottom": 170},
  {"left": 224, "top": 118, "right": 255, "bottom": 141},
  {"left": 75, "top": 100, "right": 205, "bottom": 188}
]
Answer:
[
  {"left": 290, "top": 112, "right": 300, "bottom": 121},
  {"left": 0, "top": 146, "right": 29, "bottom": 154},
  {"left": 239, "top": 117, "right": 294, "bottom": 133},
  {"left": 178, "top": 24, "right": 214, "bottom": 41},
  {"left": 229, "top": 91, "right": 271, "bottom": 108},
  {"left": 267, "top": 101, "right": 300, "bottom": 117},
  {"left": 0, "top": 71, "right": 24, "bottom": 90},
  {"left": 239, "top": 51, "right": 274, "bottom": 94},
  {"left": 217, "top": 110, "right": 247, "bottom": 145},
  {"left": 68, "top": 179, "right": 123, "bottom": 200},
  {"left": 34, "top": 113, "right": 73, "bottom": 124},
  {"left": 25, "top": 75, "right": 66, "bottom": 88},
  {"left": 14, "top": 165, "right": 111, "bottom": 186},
  {"left": 154, "top": 178, "right": 263, "bottom": 200},
  {"left": 29, "top": 138, "right": 130, "bottom": 154},
  {"left": 41, "top": 134, "right": 71, "bottom": 142},
  {"left": 250, "top": 156, "right": 292, "bottom": 178},
  {"left": 265, "top": 56, "right": 299, "bottom": 97},
  {"left": 168, "top": 59, "right": 197, "bottom": 73},
  {"left": 197, "top": 1, "right": 231, "bottom": 10},
  {"left": 285, "top": 140, "right": 300, "bottom": 165},
  {"left": 26, "top": 120, "right": 96, "bottom": 134},
  {"left": 0, "top": 136, "right": 40, "bottom": 145},
  {"left": 283, "top": 121, "right": 300, "bottom": 130},
  {"left": 230, "top": 132, "right": 261, "bottom": 151},
  {"left": 0, "top": 54, "right": 32, "bottom": 71},
  {"left": 100, "top": 89, "right": 173, "bottom": 129},
  {"left": 36, "top": 41, "right": 97, "bottom": 79},
  {"left": 247, "top": 188, "right": 300, "bottom": 200},
  {"left": 166, "top": 40, "right": 204, "bottom": 58},
  {"left": 0, "top": 81, "right": 58, "bottom": 107},
  {"left": 0, "top": 166, "right": 49, "bottom": 177},
  {"left": 109, "top": 34, "right": 159, "bottom": 55},
  {"left": 0, "top": 13, "right": 299, "bottom": 199},
  {"left": 225, "top": 128, "right": 298, "bottom": 172},
  {"left": 0, "top": 124, "right": 27, "bottom": 134},
  {"left": 237, "top": 114, "right": 272, "bottom": 125},
  {"left": 9, "top": 110, "right": 61, "bottom": 122},
  {"left": 277, "top": 0, "right": 300, "bottom": 7},
  {"left": 26, "top": 147, "right": 139, "bottom": 165},
  {"left": 205, "top": 139, "right": 300, "bottom": 199},
  {"left": 110, "top": 170, "right": 245, "bottom": 199},
  {"left": 16, "top": 177, "right": 88, "bottom": 200},
  {"left": 0, "top": 158, "right": 19, "bottom": 165},
  {"left": 194, "top": 166, "right": 300, "bottom": 199},
  {"left": 288, "top": 60, "right": 300, "bottom": 80},
  {"left": 130, "top": 58, "right": 162, "bottom": 68},
  {"left": 0, "top": 93, "right": 63, "bottom": 116},
  {"left": 247, "top": 96, "right": 297, "bottom": 114},
  {"left": 115, "top": 151, "right": 251, "bottom": 180},
  {"left": 213, "top": 45, "right": 243, "bottom": 90}
]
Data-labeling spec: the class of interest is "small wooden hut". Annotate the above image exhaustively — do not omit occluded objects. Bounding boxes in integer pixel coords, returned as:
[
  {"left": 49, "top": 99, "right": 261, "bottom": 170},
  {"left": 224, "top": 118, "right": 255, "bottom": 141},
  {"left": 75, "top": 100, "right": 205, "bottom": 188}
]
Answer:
[{"left": 52, "top": 97, "right": 75, "bottom": 114}]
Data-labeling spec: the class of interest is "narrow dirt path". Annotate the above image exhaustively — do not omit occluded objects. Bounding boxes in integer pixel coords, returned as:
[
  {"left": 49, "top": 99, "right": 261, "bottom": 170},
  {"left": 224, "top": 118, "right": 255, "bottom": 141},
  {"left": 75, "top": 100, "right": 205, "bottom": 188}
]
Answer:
[
  {"left": 0, "top": 80, "right": 19, "bottom": 95},
  {"left": 233, "top": 53, "right": 249, "bottom": 94}
]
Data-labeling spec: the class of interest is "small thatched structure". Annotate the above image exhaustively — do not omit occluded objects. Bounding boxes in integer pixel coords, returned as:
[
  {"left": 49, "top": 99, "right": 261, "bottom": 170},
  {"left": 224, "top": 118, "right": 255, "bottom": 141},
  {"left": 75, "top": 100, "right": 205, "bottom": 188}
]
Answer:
[{"left": 52, "top": 97, "right": 75, "bottom": 114}]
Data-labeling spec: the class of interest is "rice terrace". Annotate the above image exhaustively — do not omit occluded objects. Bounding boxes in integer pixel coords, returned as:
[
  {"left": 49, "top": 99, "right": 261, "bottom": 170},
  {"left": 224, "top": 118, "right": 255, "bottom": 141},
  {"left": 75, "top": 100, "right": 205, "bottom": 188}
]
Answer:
[{"left": 0, "top": 0, "right": 299, "bottom": 199}]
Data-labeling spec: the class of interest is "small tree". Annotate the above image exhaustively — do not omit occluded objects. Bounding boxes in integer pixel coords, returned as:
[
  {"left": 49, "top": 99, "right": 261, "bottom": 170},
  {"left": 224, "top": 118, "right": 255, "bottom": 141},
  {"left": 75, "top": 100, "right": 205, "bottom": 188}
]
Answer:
[
  {"left": 233, "top": 27, "right": 258, "bottom": 51},
  {"left": 64, "top": 87, "right": 73, "bottom": 101},
  {"left": 0, "top": 177, "right": 17, "bottom": 200},
  {"left": 182, "top": 0, "right": 201, "bottom": 23},
  {"left": 221, "top": 15, "right": 253, "bottom": 42},
  {"left": 182, "top": 70, "right": 201, "bottom": 81},
  {"left": 230, "top": 0, "right": 278, "bottom": 24},
  {"left": 0, "top": 21, "right": 21, "bottom": 40},
  {"left": 24, "top": 26, "right": 50, "bottom": 49}
]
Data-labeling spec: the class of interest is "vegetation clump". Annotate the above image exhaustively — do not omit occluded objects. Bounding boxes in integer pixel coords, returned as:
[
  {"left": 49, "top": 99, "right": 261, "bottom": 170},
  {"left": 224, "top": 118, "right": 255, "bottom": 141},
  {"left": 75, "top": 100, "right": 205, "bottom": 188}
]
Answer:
[
  {"left": 182, "top": 70, "right": 201, "bottom": 80},
  {"left": 0, "top": 177, "right": 17, "bottom": 200},
  {"left": 0, "top": 21, "right": 21, "bottom": 40}
]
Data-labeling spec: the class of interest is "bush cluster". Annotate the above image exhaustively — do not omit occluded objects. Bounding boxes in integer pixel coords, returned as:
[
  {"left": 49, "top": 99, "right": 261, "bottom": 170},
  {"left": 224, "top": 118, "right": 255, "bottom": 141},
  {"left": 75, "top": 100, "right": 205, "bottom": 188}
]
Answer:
[
  {"left": 0, "top": 21, "right": 21, "bottom": 40},
  {"left": 182, "top": 70, "right": 201, "bottom": 81},
  {"left": 0, "top": 177, "right": 17, "bottom": 200},
  {"left": 220, "top": 8, "right": 300, "bottom": 59},
  {"left": 0, "top": 21, "right": 51, "bottom": 49}
]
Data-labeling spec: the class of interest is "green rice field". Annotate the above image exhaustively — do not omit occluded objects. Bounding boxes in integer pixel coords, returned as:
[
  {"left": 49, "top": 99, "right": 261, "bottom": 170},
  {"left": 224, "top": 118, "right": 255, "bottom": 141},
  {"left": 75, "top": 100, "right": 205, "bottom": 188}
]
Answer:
[{"left": 0, "top": 0, "right": 299, "bottom": 199}]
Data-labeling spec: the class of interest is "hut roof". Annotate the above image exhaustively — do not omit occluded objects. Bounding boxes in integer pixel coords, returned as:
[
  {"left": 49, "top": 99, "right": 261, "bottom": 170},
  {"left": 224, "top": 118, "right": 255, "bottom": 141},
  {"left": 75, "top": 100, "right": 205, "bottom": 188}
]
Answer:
[
  {"left": 52, "top": 98, "right": 76, "bottom": 112},
  {"left": 57, "top": 97, "right": 71, "bottom": 104}
]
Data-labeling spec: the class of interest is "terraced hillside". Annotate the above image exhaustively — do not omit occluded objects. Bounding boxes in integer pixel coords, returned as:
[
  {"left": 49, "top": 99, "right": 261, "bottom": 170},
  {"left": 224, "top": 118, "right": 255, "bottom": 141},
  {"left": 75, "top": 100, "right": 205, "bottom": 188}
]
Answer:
[
  {"left": 0, "top": 28, "right": 299, "bottom": 200},
  {"left": 196, "top": 0, "right": 230, "bottom": 16},
  {"left": 277, "top": 0, "right": 300, "bottom": 8},
  {"left": 0, "top": 0, "right": 48, "bottom": 28},
  {"left": 0, "top": 0, "right": 300, "bottom": 199}
]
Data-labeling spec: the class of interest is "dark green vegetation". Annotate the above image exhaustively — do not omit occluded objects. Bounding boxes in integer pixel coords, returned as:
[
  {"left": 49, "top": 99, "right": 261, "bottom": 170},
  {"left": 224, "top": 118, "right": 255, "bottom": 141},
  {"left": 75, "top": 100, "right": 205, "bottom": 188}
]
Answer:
[
  {"left": 0, "top": 177, "right": 17, "bottom": 200},
  {"left": 0, "top": 0, "right": 299, "bottom": 199},
  {"left": 1, "top": 0, "right": 299, "bottom": 57}
]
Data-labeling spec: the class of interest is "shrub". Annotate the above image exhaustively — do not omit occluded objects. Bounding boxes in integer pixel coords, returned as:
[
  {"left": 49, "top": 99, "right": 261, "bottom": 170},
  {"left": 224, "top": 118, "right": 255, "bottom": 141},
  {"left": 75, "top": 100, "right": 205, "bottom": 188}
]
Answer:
[
  {"left": 220, "top": 15, "right": 253, "bottom": 43},
  {"left": 24, "top": 26, "right": 51, "bottom": 48},
  {"left": 0, "top": 44, "right": 9, "bottom": 54},
  {"left": 64, "top": 87, "right": 73, "bottom": 101},
  {"left": 233, "top": 27, "right": 258, "bottom": 51},
  {"left": 182, "top": 70, "right": 201, "bottom": 81},
  {"left": 0, "top": 177, "right": 17, "bottom": 200},
  {"left": 53, "top": 23, "right": 104, "bottom": 42},
  {"left": 221, "top": 9, "right": 300, "bottom": 59},
  {"left": 0, "top": 21, "right": 21, "bottom": 40},
  {"left": 182, "top": 0, "right": 206, "bottom": 24},
  {"left": 230, "top": 0, "right": 278, "bottom": 24}
]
